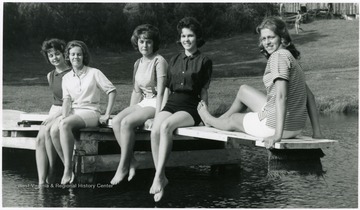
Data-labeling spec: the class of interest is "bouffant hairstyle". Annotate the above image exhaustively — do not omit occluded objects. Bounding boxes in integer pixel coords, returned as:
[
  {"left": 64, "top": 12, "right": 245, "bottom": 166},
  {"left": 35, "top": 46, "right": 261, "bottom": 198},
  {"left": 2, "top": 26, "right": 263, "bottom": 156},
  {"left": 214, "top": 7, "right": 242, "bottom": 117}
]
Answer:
[
  {"left": 176, "top": 17, "right": 205, "bottom": 48},
  {"left": 40, "top": 38, "right": 66, "bottom": 64},
  {"left": 130, "top": 24, "right": 161, "bottom": 53},
  {"left": 64, "top": 40, "right": 91, "bottom": 66},
  {"left": 256, "top": 16, "right": 300, "bottom": 59}
]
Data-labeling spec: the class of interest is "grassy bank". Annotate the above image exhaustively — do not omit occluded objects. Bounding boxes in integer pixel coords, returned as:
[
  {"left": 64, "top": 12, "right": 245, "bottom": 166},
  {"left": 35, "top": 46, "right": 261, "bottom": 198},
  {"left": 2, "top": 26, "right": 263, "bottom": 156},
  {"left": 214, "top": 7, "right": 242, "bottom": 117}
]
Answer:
[{"left": 2, "top": 19, "right": 359, "bottom": 114}]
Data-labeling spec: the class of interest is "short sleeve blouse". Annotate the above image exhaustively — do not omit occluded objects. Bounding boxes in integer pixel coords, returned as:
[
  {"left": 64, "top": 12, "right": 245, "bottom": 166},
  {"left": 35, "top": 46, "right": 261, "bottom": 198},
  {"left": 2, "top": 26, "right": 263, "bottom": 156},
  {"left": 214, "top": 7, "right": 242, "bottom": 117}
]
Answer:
[
  {"left": 134, "top": 54, "right": 168, "bottom": 98},
  {"left": 166, "top": 50, "right": 212, "bottom": 96},
  {"left": 62, "top": 66, "right": 116, "bottom": 112}
]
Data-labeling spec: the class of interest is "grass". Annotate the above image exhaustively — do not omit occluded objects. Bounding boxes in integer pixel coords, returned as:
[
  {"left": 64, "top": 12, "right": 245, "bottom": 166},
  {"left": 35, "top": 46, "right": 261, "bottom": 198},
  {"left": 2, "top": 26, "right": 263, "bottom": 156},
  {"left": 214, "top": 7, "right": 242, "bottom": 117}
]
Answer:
[{"left": 2, "top": 19, "right": 359, "bottom": 114}]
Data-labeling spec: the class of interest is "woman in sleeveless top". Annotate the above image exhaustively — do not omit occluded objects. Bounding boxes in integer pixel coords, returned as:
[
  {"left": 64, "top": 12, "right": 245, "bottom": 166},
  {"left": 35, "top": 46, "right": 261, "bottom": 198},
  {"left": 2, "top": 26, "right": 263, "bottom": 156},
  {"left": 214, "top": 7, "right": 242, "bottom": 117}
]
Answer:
[
  {"left": 36, "top": 38, "right": 71, "bottom": 185},
  {"left": 198, "top": 17, "right": 323, "bottom": 149},
  {"left": 110, "top": 24, "right": 168, "bottom": 185}
]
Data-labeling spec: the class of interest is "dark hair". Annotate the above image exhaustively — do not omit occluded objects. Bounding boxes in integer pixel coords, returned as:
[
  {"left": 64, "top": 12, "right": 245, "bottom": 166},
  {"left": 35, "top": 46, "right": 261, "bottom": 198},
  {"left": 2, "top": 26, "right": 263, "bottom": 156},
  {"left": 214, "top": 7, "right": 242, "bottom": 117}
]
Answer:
[
  {"left": 64, "top": 40, "right": 91, "bottom": 66},
  {"left": 130, "top": 24, "right": 161, "bottom": 53},
  {"left": 40, "top": 38, "right": 66, "bottom": 64},
  {"left": 176, "top": 17, "right": 205, "bottom": 48},
  {"left": 256, "top": 16, "right": 300, "bottom": 59}
]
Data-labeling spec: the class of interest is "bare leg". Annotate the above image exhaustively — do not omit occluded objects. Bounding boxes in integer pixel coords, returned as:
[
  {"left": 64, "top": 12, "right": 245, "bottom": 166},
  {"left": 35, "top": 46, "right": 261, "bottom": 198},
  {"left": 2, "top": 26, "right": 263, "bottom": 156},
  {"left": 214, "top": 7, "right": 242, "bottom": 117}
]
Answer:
[
  {"left": 150, "top": 111, "right": 195, "bottom": 202},
  {"left": 150, "top": 111, "right": 172, "bottom": 170},
  {"left": 198, "top": 84, "right": 266, "bottom": 131},
  {"left": 35, "top": 126, "right": 49, "bottom": 185},
  {"left": 127, "top": 154, "right": 138, "bottom": 181},
  {"left": 198, "top": 102, "right": 247, "bottom": 131},
  {"left": 219, "top": 85, "right": 266, "bottom": 119},
  {"left": 110, "top": 106, "right": 137, "bottom": 184},
  {"left": 44, "top": 120, "right": 58, "bottom": 184},
  {"left": 110, "top": 106, "right": 155, "bottom": 185},
  {"left": 59, "top": 115, "right": 86, "bottom": 184},
  {"left": 50, "top": 118, "right": 64, "bottom": 163}
]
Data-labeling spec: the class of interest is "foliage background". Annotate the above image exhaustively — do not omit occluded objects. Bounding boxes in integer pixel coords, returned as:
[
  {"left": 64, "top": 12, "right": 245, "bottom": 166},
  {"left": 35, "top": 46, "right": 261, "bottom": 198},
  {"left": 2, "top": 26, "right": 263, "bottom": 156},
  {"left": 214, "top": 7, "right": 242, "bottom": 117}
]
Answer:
[{"left": 4, "top": 3, "right": 277, "bottom": 51}]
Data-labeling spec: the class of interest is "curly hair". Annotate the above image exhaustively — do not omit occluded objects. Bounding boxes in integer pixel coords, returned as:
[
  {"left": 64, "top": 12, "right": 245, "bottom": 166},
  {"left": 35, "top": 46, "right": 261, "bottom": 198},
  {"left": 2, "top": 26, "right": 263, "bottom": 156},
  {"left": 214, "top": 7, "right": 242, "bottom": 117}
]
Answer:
[
  {"left": 64, "top": 40, "right": 91, "bottom": 66},
  {"left": 256, "top": 16, "right": 300, "bottom": 59},
  {"left": 40, "top": 38, "right": 67, "bottom": 64},
  {"left": 176, "top": 17, "right": 205, "bottom": 48},
  {"left": 130, "top": 24, "right": 161, "bottom": 53}
]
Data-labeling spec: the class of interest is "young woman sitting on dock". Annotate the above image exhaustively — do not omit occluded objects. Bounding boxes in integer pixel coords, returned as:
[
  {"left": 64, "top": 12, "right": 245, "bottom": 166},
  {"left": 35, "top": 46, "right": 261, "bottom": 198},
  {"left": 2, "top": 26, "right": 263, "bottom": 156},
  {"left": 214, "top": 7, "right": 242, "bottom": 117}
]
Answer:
[
  {"left": 110, "top": 24, "right": 168, "bottom": 185},
  {"left": 150, "top": 17, "right": 212, "bottom": 202},
  {"left": 36, "top": 38, "right": 71, "bottom": 185},
  {"left": 58, "top": 40, "right": 117, "bottom": 184},
  {"left": 198, "top": 16, "right": 323, "bottom": 149}
]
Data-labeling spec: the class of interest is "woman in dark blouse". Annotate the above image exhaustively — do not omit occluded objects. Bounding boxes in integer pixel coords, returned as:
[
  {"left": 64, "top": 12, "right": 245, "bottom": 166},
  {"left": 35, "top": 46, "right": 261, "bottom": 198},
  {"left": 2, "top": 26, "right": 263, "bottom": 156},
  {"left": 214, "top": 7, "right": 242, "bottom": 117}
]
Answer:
[{"left": 149, "top": 17, "right": 212, "bottom": 202}]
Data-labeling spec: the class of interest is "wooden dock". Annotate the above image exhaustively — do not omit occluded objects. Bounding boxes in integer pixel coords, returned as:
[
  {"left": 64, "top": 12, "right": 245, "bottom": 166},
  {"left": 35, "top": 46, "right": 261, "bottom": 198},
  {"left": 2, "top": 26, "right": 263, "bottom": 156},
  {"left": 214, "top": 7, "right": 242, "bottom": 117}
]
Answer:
[{"left": 2, "top": 110, "right": 338, "bottom": 183}]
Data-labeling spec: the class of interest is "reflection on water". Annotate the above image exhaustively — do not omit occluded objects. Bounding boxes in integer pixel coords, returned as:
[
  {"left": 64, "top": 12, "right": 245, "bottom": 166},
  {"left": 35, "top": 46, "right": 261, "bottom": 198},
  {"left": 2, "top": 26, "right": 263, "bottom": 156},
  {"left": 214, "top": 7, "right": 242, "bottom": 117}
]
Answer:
[{"left": 2, "top": 114, "right": 358, "bottom": 208}]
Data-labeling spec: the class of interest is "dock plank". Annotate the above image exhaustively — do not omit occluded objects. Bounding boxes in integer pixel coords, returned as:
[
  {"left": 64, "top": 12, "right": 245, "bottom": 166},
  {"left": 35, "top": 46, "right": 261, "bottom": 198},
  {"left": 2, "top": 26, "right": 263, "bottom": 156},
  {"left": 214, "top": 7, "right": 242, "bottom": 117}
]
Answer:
[
  {"left": 2, "top": 137, "right": 36, "bottom": 150},
  {"left": 4, "top": 112, "right": 338, "bottom": 150},
  {"left": 176, "top": 126, "right": 337, "bottom": 149},
  {"left": 79, "top": 149, "right": 242, "bottom": 173}
]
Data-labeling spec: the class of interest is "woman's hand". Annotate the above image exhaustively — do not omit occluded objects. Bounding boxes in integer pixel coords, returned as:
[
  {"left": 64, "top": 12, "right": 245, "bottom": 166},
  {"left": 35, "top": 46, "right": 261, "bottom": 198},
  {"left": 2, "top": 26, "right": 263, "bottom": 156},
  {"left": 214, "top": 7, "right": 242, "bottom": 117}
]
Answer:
[
  {"left": 99, "top": 114, "right": 110, "bottom": 125},
  {"left": 41, "top": 116, "right": 54, "bottom": 125},
  {"left": 262, "top": 135, "right": 282, "bottom": 149},
  {"left": 144, "top": 119, "right": 154, "bottom": 130}
]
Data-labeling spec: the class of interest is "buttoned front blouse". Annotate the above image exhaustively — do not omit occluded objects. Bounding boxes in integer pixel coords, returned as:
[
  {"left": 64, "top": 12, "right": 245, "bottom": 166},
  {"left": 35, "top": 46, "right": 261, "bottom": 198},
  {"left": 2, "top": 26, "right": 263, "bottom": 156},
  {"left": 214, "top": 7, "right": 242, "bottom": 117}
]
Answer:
[
  {"left": 166, "top": 50, "right": 212, "bottom": 96},
  {"left": 62, "top": 66, "right": 116, "bottom": 113}
]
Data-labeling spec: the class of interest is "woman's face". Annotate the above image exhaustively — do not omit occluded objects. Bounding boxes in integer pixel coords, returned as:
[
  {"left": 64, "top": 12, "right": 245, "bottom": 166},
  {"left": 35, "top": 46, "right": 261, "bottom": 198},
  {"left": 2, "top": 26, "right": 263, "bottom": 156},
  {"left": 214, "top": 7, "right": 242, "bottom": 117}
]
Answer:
[
  {"left": 68, "top": 46, "right": 84, "bottom": 68},
  {"left": 47, "top": 48, "right": 65, "bottom": 67},
  {"left": 260, "top": 28, "right": 283, "bottom": 55},
  {"left": 137, "top": 35, "right": 154, "bottom": 57},
  {"left": 180, "top": 28, "right": 197, "bottom": 52}
]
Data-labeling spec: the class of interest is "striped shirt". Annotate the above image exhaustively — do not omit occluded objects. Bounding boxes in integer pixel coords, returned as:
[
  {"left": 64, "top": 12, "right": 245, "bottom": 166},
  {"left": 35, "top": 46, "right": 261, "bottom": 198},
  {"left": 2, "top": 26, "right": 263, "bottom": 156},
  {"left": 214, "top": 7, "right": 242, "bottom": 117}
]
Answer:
[{"left": 259, "top": 49, "right": 307, "bottom": 131}]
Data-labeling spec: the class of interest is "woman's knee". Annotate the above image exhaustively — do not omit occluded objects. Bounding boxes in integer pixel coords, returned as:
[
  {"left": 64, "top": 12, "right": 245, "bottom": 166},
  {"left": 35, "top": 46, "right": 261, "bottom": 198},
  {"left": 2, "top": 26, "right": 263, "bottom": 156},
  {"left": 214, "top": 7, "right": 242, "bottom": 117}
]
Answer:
[
  {"left": 112, "top": 114, "right": 123, "bottom": 127},
  {"left": 159, "top": 121, "right": 175, "bottom": 136},
  {"left": 50, "top": 124, "right": 59, "bottom": 138},
  {"left": 36, "top": 133, "right": 46, "bottom": 147},
  {"left": 238, "top": 84, "right": 251, "bottom": 96},
  {"left": 120, "top": 116, "right": 137, "bottom": 130},
  {"left": 59, "top": 119, "right": 74, "bottom": 132}
]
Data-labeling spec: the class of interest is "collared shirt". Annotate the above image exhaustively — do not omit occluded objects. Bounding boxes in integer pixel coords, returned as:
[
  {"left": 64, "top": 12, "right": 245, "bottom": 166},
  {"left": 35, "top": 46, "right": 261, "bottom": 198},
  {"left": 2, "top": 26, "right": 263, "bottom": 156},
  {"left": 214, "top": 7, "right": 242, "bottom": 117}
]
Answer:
[
  {"left": 62, "top": 66, "right": 116, "bottom": 112},
  {"left": 48, "top": 68, "right": 71, "bottom": 106},
  {"left": 259, "top": 49, "right": 307, "bottom": 131},
  {"left": 166, "top": 50, "right": 212, "bottom": 96}
]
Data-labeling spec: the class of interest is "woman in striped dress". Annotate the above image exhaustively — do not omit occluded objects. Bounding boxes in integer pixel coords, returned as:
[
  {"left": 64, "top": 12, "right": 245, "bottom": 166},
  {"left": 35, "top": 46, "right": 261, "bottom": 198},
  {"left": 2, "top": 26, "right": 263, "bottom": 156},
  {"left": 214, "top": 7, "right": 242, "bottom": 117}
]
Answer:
[{"left": 198, "top": 16, "right": 323, "bottom": 149}]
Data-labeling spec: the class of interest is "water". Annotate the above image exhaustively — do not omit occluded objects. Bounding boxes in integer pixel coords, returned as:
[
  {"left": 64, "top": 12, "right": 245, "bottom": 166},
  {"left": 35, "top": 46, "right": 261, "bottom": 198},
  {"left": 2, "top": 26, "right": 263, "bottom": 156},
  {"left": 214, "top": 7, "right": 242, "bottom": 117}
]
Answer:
[{"left": 2, "top": 114, "right": 358, "bottom": 208}]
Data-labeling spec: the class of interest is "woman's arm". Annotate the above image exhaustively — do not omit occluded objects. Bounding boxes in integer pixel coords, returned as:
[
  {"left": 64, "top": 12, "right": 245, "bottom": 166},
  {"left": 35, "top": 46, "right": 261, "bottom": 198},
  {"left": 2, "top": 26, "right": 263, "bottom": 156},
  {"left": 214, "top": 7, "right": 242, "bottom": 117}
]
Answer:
[
  {"left": 155, "top": 75, "right": 166, "bottom": 115},
  {"left": 62, "top": 98, "right": 72, "bottom": 119},
  {"left": 99, "top": 90, "right": 117, "bottom": 124},
  {"left": 264, "top": 79, "right": 288, "bottom": 149},
  {"left": 130, "top": 88, "right": 142, "bottom": 107},
  {"left": 161, "top": 88, "right": 170, "bottom": 109},
  {"left": 200, "top": 88, "right": 209, "bottom": 105},
  {"left": 306, "top": 84, "right": 323, "bottom": 138},
  {"left": 154, "top": 58, "right": 168, "bottom": 116},
  {"left": 42, "top": 72, "right": 62, "bottom": 125}
]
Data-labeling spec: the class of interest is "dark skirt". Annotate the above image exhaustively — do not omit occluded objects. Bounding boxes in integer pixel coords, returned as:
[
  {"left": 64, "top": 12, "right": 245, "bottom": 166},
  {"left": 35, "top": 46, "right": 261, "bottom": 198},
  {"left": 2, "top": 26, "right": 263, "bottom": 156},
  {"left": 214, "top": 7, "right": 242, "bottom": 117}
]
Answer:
[{"left": 162, "top": 92, "right": 201, "bottom": 125}]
